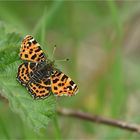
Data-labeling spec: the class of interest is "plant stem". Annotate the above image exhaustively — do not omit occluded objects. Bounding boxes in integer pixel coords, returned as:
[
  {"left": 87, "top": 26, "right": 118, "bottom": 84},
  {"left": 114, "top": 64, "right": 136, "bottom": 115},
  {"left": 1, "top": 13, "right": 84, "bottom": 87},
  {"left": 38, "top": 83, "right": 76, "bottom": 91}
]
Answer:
[{"left": 57, "top": 108, "right": 140, "bottom": 133}]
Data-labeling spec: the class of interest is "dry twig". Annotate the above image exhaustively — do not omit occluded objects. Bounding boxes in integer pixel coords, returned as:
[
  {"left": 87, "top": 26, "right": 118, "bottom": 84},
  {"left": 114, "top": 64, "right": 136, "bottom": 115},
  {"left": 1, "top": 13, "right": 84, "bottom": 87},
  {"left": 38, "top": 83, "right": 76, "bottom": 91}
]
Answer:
[
  {"left": 57, "top": 108, "right": 140, "bottom": 133},
  {"left": 0, "top": 95, "right": 140, "bottom": 133}
]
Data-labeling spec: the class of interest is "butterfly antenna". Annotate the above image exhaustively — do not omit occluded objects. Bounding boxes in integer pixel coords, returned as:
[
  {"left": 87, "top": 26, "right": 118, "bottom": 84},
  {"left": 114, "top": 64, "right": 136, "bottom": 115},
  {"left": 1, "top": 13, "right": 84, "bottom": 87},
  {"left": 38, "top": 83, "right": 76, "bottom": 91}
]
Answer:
[
  {"left": 51, "top": 45, "right": 69, "bottom": 62},
  {"left": 55, "top": 58, "right": 69, "bottom": 62},
  {"left": 51, "top": 45, "right": 57, "bottom": 60}
]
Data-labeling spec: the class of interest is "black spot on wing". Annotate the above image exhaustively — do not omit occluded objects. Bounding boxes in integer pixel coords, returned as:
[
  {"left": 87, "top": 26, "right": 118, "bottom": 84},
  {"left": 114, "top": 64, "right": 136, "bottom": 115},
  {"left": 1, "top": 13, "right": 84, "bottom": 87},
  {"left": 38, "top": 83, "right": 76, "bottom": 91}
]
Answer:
[
  {"left": 53, "top": 78, "right": 59, "bottom": 83},
  {"left": 61, "top": 75, "right": 68, "bottom": 81},
  {"left": 37, "top": 58, "right": 40, "bottom": 61},
  {"left": 32, "top": 40, "right": 37, "bottom": 44},
  {"left": 58, "top": 83, "right": 62, "bottom": 86},
  {"left": 25, "top": 54, "right": 28, "bottom": 58},
  {"left": 21, "top": 68, "right": 25, "bottom": 73},
  {"left": 74, "top": 85, "right": 78, "bottom": 91},
  {"left": 31, "top": 54, "right": 37, "bottom": 60},
  {"left": 70, "top": 80, "right": 74, "bottom": 86},
  {"left": 28, "top": 42, "right": 31, "bottom": 46},
  {"left": 51, "top": 74, "right": 55, "bottom": 78},
  {"left": 35, "top": 46, "right": 41, "bottom": 52},
  {"left": 39, "top": 53, "right": 44, "bottom": 57},
  {"left": 40, "top": 90, "right": 45, "bottom": 94},
  {"left": 56, "top": 72, "right": 62, "bottom": 77},
  {"left": 67, "top": 86, "right": 72, "bottom": 90},
  {"left": 29, "top": 51, "right": 32, "bottom": 54},
  {"left": 54, "top": 86, "right": 58, "bottom": 90}
]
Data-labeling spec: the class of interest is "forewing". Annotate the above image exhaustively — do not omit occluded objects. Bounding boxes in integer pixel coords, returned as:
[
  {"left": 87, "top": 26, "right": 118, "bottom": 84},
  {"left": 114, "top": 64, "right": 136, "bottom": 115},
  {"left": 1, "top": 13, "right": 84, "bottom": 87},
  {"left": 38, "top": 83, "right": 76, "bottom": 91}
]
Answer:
[
  {"left": 27, "top": 77, "right": 51, "bottom": 99},
  {"left": 17, "top": 62, "right": 36, "bottom": 86},
  {"left": 51, "top": 70, "right": 78, "bottom": 96},
  {"left": 20, "top": 35, "right": 46, "bottom": 62}
]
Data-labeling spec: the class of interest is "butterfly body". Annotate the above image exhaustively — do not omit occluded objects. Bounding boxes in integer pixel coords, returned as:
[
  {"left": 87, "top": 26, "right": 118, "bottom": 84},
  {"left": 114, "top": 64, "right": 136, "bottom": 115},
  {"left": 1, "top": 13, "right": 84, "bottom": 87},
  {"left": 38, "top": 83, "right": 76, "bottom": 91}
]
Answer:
[
  {"left": 17, "top": 35, "right": 78, "bottom": 99},
  {"left": 29, "top": 61, "right": 53, "bottom": 83}
]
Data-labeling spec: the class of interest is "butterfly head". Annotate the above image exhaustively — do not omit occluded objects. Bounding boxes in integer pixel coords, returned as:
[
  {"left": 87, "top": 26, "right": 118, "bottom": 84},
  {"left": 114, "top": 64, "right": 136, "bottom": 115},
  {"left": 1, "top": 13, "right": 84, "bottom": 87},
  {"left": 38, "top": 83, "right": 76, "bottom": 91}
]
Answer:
[{"left": 47, "top": 59, "right": 55, "bottom": 67}]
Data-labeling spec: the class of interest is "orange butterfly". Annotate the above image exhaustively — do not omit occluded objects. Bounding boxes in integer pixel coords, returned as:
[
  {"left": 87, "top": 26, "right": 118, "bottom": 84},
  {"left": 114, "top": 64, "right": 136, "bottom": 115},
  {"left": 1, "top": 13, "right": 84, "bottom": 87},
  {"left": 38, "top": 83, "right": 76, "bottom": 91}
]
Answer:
[{"left": 17, "top": 35, "right": 79, "bottom": 99}]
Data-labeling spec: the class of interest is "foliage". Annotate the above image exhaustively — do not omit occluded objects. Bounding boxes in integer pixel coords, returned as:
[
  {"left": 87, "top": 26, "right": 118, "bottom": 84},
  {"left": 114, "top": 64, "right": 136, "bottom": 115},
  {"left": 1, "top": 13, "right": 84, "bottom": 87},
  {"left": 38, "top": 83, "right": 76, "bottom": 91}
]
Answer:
[
  {"left": 0, "top": 25, "right": 56, "bottom": 135},
  {"left": 0, "top": 1, "right": 140, "bottom": 139}
]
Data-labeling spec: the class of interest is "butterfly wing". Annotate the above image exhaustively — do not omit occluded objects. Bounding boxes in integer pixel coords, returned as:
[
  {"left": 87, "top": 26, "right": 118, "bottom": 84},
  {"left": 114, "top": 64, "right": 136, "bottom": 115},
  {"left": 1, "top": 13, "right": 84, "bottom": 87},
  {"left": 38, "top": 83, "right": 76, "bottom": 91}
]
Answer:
[
  {"left": 17, "top": 62, "right": 36, "bottom": 86},
  {"left": 17, "top": 62, "right": 51, "bottom": 99},
  {"left": 51, "top": 70, "right": 78, "bottom": 96},
  {"left": 27, "top": 77, "right": 51, "bottom": 99},
  {"left": 20, "top": 35, "right": 46, "bottom": 62}
]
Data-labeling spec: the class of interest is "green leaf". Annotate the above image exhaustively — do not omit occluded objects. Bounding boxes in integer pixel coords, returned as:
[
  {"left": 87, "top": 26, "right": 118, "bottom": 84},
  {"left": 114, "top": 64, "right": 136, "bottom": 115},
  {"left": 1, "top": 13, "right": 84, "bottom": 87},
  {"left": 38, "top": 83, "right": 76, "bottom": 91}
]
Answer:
[{"left": 0, "top": 26, "right": 56, "bottom": 133}]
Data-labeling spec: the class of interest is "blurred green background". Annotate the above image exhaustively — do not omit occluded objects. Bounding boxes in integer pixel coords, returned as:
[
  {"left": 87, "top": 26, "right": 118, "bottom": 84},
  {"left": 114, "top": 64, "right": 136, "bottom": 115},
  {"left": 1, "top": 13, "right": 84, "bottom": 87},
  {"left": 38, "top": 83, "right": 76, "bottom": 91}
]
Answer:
[{"left": 0, "top": 0, "right": 140, "bottom": 139}]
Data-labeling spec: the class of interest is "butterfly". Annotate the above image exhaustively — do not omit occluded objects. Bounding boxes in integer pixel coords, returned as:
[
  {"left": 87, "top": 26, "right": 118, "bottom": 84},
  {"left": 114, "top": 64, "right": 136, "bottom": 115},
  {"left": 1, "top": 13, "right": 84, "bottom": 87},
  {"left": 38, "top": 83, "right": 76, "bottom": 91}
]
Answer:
[{"left": 16, "top": 35, "right": 79, "bottom": 99}]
